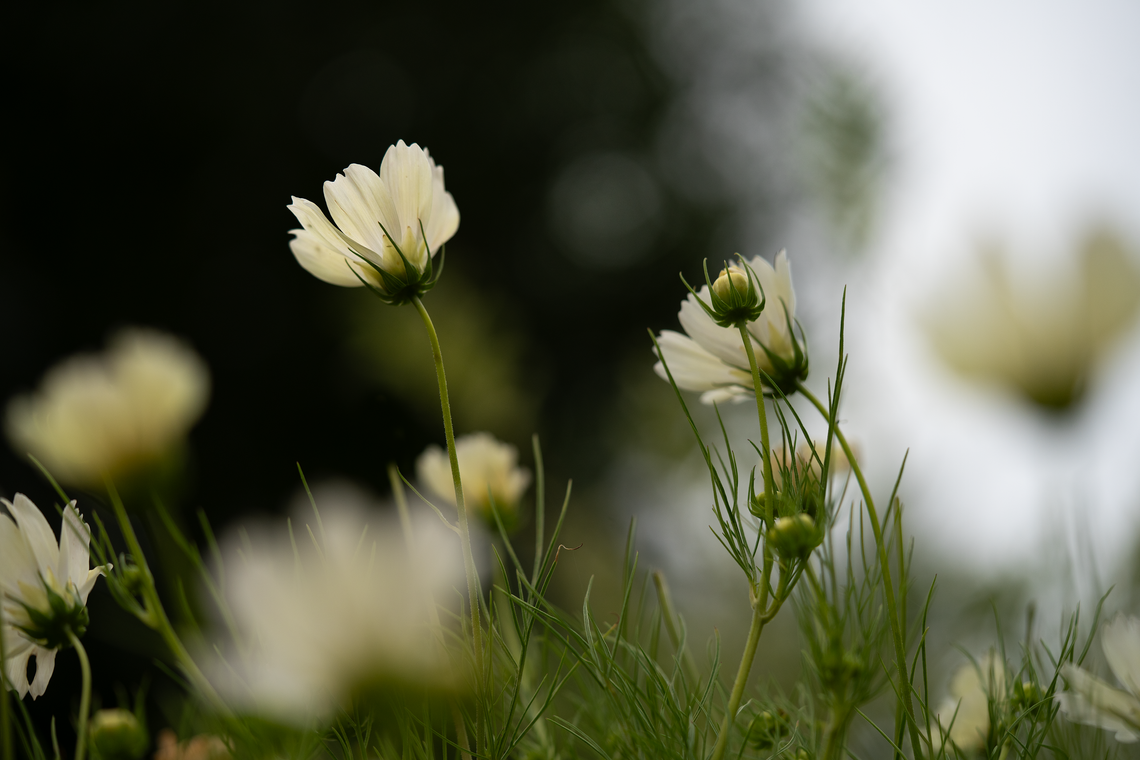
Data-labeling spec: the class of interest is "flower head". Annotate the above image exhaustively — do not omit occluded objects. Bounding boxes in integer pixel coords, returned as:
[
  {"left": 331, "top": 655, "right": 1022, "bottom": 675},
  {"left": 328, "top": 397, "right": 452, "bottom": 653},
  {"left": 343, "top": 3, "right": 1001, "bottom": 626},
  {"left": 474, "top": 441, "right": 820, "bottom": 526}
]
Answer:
[
  {"left": 209, "top": 502, "right": 461, "bottom": 722},
  {"left": 417, "top": 432, "right": 531, "bottom": 527},
  {"left": 1057, "top": 614, "right": 1140, "bottom": 742},
  {"left": 5, "top": 329, "right": 209, "bottom": 489},
  {"left": 288, "top": 140, "right": 460, "bottom": 304},
  {"left": 654, "top": 250, "right": 807, "bottom": 401},
  {"left": 1, "top": 494, "right": 109, "bottom": 699},
  {"left": 933, "top": 652, "right": 1006, "bottom": 754}
]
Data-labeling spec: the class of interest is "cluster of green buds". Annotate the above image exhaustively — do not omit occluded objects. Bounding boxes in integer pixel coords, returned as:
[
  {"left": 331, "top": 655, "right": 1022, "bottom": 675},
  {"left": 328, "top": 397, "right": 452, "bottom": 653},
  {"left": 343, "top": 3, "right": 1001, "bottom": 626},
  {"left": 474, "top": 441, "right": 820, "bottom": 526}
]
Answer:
[
  {"left": 747, "top": 709, "right": 791, "bottom": 752},
  {"left": 750, "top": 444, "right": 832, "bottom": 562},
  {"left": 767, "top": 514, "right": 823, "bottom": 563},
  {"left": 682, "top": 257, "right": 767, "bottom": 328}
]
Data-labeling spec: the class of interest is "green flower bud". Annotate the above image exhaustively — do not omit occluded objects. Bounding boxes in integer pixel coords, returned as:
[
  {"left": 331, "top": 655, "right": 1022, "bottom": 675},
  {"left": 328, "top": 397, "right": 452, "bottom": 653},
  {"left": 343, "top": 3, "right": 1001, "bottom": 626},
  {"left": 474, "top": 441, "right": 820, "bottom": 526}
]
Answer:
[
  {"left": 90, "top": 709, "right": 148, "bottom": 760},
  {"left": 681, "top": 256, "right": 767, "bottom": 328},
  {"left": 767, "top": 514, "right": 822, "bottom": 561},
  {"left": 712, "top": 267, "right": 750, "bottom": 303}
]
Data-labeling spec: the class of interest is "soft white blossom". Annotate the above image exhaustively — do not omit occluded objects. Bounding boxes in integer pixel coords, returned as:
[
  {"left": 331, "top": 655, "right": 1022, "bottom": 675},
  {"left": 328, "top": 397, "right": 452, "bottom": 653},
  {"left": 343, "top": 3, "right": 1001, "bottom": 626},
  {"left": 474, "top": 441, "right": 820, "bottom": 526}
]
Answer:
[
  {"left": 1057, "top": 614, "right": 1140, "bottom": 742},
  {"left": 5, "top": 329, "right": 209, "bottom": 488},
  {"left": 288, "top": 140, "right": 459, "bottom": 291},
  {"left": 417, "top": 432, "right": 531, "bottom": 523},
  {"left": 1, "top": 494, "right": 108, "bottom": 699},
  {"left": 654, "top": 250, "right": 801, "bottom": 403},
  {"left": 209, "top": 503, "right": 461, "bottom": 722},
  {"left": 932, "top": 652, "right": 1005, "bottom": 754}
]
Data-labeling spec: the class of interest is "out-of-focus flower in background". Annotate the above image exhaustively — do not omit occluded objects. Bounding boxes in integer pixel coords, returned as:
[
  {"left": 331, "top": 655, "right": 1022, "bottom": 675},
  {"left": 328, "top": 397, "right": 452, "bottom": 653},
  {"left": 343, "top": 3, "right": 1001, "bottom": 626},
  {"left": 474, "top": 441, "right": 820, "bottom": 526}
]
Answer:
[
  {"left": 152, "top": 730, "right": 230, "bottom": 760},
  {"left": 417, "top": 432, "right": 531, "bottom": 527},
  {"left": 654, "top": 251, "right": 805, "bottom": 402},
  {"left": 1, "top": 494, "right": 108, "bottom": 699},
  {"left": 932, "top": 652, "right": 1006, "bottom": 754},
  {"left": 924, "top": 229, "right": 1140, "bottom": 411},
  {"left": 288, "top": 140, "right": 459, "bottom": 300},
  {"left": 1057, "top": 614, "right": 1140, "bottom": 742},
  {"left": 208, "top": 502, "right": 461, "bottom": 723},
  {"left": 5, "top": 329, "right": 209, "bottom": 490}
]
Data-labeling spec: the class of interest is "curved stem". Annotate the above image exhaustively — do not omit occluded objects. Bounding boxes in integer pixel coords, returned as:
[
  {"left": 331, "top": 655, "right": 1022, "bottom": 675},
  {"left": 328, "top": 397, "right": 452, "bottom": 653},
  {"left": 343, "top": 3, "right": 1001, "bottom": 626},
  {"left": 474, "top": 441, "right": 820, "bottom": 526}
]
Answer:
[
  {"left": 411, "top": 297, "right": 484, "bottom": 727},
  {"left": 797, "top": 382, "right": 923, "bottom": 760},
  {"left": 65, "top": 630, "right": 90, "bottom": 760},
  {"left": 710, "top": 603, "right": 766, "bottom": 760},
  {"left": 106, "top": 485, "right": 229, "bottom": 715}
]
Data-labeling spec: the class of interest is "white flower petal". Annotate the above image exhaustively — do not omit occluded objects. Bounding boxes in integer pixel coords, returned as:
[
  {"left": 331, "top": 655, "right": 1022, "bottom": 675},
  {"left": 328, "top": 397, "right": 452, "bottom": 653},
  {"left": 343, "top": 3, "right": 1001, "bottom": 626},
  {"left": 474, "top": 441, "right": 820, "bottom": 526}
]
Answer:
[
  {"left": 676, "top": 291, "right": 752, "bottom": 369},
  {"left": 3, "top": 644, "right": 33, "bottom": 699},
  {"left": 379, "top": 141, "right": 433, "bottom": 243},
  {"left": 1103, "top": 614, "right": 1140, "bottom": 697},
  {"left": 58, "top": 501, "right": 90, "bottom": 591},
  {"left": 6, "top": 494, "right": 59, "bottom": 576},
  {"left": 28, "top": 647, "right": 57, "bottom": 700},
  {"left": 289, "top": 229, "right": 371, "bottom": 288},
  {"left": 653, "top": 330, "right": 752, "bottom": 395},
  {"left": 323, "top": 167, "right": 390, "bottom": 255},
  {"left": 0, "top": 512, "right": 38, "bottom": 593},
  {"left": 423, "top": 160, "right": 459, "bottom": 254},
  {"left": 1059, "top": 662, "right": 1140, "bottom": 741},
  {"left": 288, "top": 197, "right": 384, "bottom": 269}
]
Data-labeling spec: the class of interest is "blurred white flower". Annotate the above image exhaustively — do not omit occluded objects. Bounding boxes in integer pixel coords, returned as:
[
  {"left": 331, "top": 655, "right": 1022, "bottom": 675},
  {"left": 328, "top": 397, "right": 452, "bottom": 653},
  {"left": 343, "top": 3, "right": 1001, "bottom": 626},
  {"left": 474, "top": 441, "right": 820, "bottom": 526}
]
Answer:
[
  {"left": 767, "top": 440, "right": 853, "bottom": 488},
  {"left": 288, "top": 140, "right": 460, "bottom": 297},
  {"left": 417, "top": 432, "right": 531, "bottom": 524},
  {"left": 5, "top": 329, "right": 209, "bottom": 488},
  {"left": 932, "top": 652, "right": 1005, "bottom": 754},
  {"left": 654, "top": 250, "right": 804, "bottom": 403},
  {"left": 1, "top": 494, "right": 109, "bottom": 699},
  {"left": 209, "top": 503, "right": 461, "bottom": 722},
  {"left": 925, "top": 230, "right": 1140, "bottom": 410},
  {"left": 1057, "top": 614, "right": 1140, "bottom": 742}
]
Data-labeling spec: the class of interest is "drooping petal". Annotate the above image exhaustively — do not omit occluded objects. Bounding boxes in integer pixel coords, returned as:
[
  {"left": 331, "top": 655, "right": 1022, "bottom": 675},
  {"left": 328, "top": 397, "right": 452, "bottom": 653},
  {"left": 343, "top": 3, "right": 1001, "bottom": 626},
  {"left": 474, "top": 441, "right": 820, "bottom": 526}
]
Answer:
[
  {"left": 3, "top": 643, "right": 33, "bottom": 699},
  {"left": 288, "top": 197, "right": 385, "bottom": 270},
  {"left": 379, "top": 141, "right": 433, "bottom": 244},
  {"left": 1103, "top": 615, "right": 1140, "bottom": 698},
  {"left": 28, "top": 647, "right": 57, "bottom": 700},
  {"left": 77, "top": 566, "right": 109, "bottom": 604},
  {"left": 5, "top": 494, "right": 59, "bottom": 577},
  {"left": 1059, "top": 662, "right": 1140, "bottom": 742},
  {"left": 289, "top": 229, "right": 374, "bottom": 288},
  {"left": 653, "top": 330, "right": 752, "bottom": 395}
]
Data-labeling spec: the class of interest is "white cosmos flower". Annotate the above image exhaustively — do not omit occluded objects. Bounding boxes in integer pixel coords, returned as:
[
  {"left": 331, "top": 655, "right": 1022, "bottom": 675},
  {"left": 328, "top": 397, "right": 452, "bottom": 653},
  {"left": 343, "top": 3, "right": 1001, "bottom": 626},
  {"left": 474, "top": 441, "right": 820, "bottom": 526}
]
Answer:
[
  {"left": 288, "top": 140, "right": 460, "bottom": 294},
  {"left": 209, "top": 503, "right": 461, "bottom": 722},
  {"left": 1057, "top": 614, "right": 1140, "bottom": 742},
  {"left": 5, "top": 329, "right": 209, "bottom": 488},
  {"left": 417, "top": 432, "right": 531, "bottom": 524},
  {"left": 1, "top": 494, "right": 109, "bottom": 699},
  {"left": 932, "top": 652, "right": 1005, "bottom": 754},
  {"left": 654, "top": 250, "right": 803, "bottom": 403}
]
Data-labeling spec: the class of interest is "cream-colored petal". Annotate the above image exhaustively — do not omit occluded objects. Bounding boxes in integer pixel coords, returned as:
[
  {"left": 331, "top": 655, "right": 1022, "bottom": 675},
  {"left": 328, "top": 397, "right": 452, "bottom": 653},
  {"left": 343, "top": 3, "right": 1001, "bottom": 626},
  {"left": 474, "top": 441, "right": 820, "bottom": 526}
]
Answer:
[
  {"left": 3, "top": 644, "right": 33, "bottom": 699},
  {"left": 1103, "top": 615, "right": 1140, "bottom": 698},
  {"left": 289, "top": 229, "right": 375, "bottom": 288},
  {"left": 653, "top": 330, "right": 752, "bottom": 396},
  {"left": 416, "top": 445, "right": 457, "bottom": 508},
  {"left": 323, "top": 168, "right": 389, "bottom": 255},
  {"left": 676, "top": 291, "right": 753, "bottom": 369},
  {"left": 0, "top": 512, "right": 38, "bottom": 593},
  {"left": 379, "top": 141, "right": 433, "bottom": 242},
  {"left": 58, "top": 502, "right": 90, "bottom": 591},
  {"left": 424, "top": 162, "right": 459, "bottom": 254},
  {"left": 28, "top": 647, "right": 57, "bottom": 699},
  {"left": 6, "top": 494, "right": 58, "bottom": 576},
  {"left": 77, "top": 565, "right": 109, "bottom": 604},
  {"left": 699, "top": 388, "right": 752, "bottom": 404},
  {"left": 288, "top": 197, "right": 385, "bottom": 270},
  {"left": 1059, "top": 663, "right": 1140, "bottom": 741}
]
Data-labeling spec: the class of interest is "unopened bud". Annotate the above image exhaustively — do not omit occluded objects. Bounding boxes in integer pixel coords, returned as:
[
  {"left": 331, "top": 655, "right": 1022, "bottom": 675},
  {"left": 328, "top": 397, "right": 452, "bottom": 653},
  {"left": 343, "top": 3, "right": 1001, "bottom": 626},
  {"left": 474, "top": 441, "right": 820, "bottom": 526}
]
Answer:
[
  {"left": 767, "top": 514, "right": 821, "bottom": 561},
  {"left": 713, "top": 267, "right": 750, "bottom": 302},
  {"left": 90, "top": 709, "right": 147, "bottom": 760}
]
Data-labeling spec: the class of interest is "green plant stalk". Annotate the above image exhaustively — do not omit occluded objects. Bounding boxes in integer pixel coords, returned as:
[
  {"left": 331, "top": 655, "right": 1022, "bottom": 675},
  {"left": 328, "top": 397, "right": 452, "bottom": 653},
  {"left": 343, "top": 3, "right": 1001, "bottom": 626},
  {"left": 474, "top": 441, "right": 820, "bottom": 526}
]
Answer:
[
  {"left": 709, "top": 326, "right": 781, "bottom": 760},
  {"left": 820, "top": 704, "right": 855, "bottom": 760},
  {"left": 797, "top": 383, "right": 923, "bottom": 760},
  {"left": 65, "top": 630, "right": 90, "bottom": 760},
  {"left": 106, "top": 486, "right": 228, "bottom": 715},
  {"left": 411, "top": 296, "right": 485, "bottom": 736},
  {"left": 0, "top": 600, "right": 11, "bottom": 760},
  {"left": 652, "top": 570, "right": 700, "bottom": 685}
]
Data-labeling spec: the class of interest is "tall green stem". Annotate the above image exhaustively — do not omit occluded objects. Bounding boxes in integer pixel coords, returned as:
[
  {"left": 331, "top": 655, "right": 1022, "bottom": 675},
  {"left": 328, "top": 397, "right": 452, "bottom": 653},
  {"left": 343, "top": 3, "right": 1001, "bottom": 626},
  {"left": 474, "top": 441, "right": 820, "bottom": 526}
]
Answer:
[
  {"left": 797, "top": 383, "right": 923, "bottom": 760},
  {"left": 66, "top": 630, "right": 90, "bottom": 760},
  {"left": 737, "top": 326, "right": 776, "bottom": 530},
  {"left": 106, "top": 487, "right": 228, "bottom": 715},
  {"left": 411, "top": 297, "right": 485, "bottom": 716},
  {"left": 712, "top": 603, "right": 766, "bottom": 760},
  {"left": 820, "top": 705, "right": 854, "bottom": 760}
]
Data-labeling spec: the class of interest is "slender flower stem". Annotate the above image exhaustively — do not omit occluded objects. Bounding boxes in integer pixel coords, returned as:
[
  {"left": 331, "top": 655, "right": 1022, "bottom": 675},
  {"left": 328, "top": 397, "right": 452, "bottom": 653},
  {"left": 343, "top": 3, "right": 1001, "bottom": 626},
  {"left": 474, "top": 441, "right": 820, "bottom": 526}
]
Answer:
[
  {"left": 411, "top": 297, "right": 485, "bottom": 721},
  {"left": 0, "top": 602, "right": 12, "bottom": 760},
  {"left": 737, "top": 325, "right": 776, "bottom": 529},
  {"left": 106, "top": 484, "right": 229, "bottom": 715},
  {"left": 712, "top": 603, "right": 766, "bottom": 760},
  {"left": 796, "top": 383, "right": 923, "bottom": 760},
  {"left": 66, "top": 630, "right": 91, "bottom": 760},
  {"left": 820, "top": 705, "right": 854, "bottom": 760}
]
